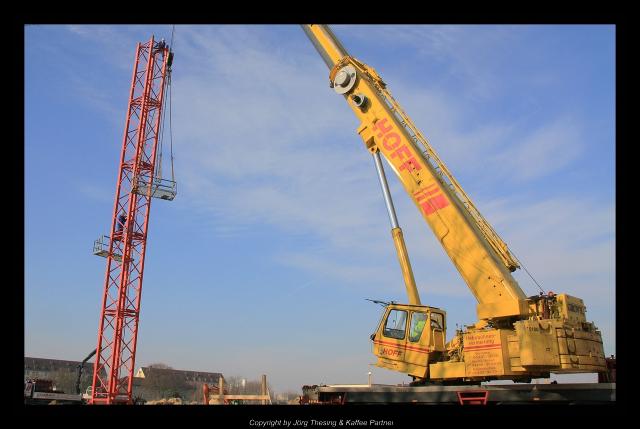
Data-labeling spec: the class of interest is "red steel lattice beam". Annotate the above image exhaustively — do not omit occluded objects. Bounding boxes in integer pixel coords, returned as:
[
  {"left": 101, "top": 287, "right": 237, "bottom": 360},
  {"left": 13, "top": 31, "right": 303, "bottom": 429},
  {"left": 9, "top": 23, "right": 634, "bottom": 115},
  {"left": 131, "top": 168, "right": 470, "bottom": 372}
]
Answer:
[{"left": 91, "top": 36, "right": 171, "bottom": 404}]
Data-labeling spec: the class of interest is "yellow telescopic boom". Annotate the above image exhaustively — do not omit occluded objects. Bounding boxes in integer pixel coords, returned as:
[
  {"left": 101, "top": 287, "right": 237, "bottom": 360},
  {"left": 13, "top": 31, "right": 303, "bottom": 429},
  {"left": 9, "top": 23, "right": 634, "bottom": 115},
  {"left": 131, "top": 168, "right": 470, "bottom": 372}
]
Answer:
[{"left": 302, "top": 24, "right": 528, "bottom": 321}]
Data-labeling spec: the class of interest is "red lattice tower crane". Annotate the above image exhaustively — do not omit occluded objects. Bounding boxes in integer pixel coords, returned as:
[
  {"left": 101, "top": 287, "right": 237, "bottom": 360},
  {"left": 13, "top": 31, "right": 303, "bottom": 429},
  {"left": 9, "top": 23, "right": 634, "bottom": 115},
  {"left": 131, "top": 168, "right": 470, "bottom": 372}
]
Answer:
[{"left": 90, "top": 36, "right": 175, "bottom": 405}]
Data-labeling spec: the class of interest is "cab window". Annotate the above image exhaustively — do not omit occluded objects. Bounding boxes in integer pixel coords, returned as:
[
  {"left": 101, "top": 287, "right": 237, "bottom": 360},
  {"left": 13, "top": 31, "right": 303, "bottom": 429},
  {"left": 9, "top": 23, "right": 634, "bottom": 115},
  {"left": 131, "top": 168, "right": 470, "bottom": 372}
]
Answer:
[
  {"left": 430, "top": 312, "right": 444, "bottom": 330},
  {"left": 383, "top": 310, "right": 407, "bottom": 340},
  {"left": 409, "top": 312, "right": 427, "bottom": 343}
]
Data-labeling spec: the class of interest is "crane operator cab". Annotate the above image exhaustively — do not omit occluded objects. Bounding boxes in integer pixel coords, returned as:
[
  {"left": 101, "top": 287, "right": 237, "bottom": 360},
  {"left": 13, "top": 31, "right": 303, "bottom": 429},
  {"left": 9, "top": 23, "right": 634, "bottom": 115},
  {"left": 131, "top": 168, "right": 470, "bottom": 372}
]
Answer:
[{"left": 371, "top": 304, "right": 446, "bottom": 380}]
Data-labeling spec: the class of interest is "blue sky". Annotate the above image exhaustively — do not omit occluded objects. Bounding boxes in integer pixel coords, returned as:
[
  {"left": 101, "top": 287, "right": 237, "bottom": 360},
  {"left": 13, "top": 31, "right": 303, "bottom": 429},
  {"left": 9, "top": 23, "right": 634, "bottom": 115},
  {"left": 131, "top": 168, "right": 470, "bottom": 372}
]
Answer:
[{"left": 25, "top": 24, "right": 615, "bottom": 393}]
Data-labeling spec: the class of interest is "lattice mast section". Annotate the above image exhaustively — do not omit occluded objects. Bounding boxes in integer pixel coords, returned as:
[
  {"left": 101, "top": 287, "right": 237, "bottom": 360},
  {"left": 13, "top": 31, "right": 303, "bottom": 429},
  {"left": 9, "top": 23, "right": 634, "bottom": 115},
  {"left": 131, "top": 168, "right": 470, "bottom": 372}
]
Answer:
[{"left": 91, "top": 37, "right": 170, "bottom": 404}]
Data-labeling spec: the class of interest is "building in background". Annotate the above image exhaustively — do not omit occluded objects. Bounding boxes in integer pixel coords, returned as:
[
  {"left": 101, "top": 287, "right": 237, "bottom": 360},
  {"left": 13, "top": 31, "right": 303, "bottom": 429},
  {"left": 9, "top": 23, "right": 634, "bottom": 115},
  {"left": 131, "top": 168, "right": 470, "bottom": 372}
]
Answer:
[
  {"left": 24, "top": 357, "right": 99, "bottom": 395},
  {"left": 134, "top": 366, "right": 225, "bottom": 402},
  {"left": 25, "top": 357, "right": 224, "bottom": 403}
]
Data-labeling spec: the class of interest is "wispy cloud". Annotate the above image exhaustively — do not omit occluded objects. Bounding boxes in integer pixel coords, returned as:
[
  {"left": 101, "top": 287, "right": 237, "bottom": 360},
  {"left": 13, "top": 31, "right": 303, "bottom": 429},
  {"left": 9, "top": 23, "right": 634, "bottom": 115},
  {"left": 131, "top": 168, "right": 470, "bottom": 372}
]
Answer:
[
  {"left": 74, "top": 182, "right": 113, "bottom": 204},
  {"left": 65, "top": 24, "right": 151, "bottom": 71},
  {"left": 495, "top": 116, "right": 583, "bottom": 182},
  {"left": 379, "top": 81, "right": 585, "bottom": 187},
  {"left": 53, "top": 24, "right": 612, "bottom": 305},
  {"left": 170, "top": 26, "right": 383, "bottom": 247},
  {"left": 482, "top": 196, "right": 615, "bottom": 295},
  {"left": 157, "top": 26, "right": 612, "bottom": 304},
  {"left": 341, "top": 25, "right": 522, "bottom": 100}
]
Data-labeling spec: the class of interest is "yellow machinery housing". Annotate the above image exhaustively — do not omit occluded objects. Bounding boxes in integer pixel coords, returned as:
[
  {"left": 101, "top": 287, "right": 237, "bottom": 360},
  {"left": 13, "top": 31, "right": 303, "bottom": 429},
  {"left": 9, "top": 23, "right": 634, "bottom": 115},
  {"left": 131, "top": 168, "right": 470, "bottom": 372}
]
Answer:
[
  {"left": 374, "top": 294, "right": 605, "bottom": 382},
  {"left": 302, "top": 25, "right": 607, "bottom": 383}
]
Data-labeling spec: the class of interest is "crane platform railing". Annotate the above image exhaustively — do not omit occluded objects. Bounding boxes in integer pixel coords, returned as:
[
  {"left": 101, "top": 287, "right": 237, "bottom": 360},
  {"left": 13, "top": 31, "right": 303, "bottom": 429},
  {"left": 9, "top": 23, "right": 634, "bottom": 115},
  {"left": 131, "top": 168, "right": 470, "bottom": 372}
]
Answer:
[
  {"left": 92, "top": 235, "right": 123, "bottom": 262},
  {"left": 132, "top": 176, "right": 177, "bottom": 201}
]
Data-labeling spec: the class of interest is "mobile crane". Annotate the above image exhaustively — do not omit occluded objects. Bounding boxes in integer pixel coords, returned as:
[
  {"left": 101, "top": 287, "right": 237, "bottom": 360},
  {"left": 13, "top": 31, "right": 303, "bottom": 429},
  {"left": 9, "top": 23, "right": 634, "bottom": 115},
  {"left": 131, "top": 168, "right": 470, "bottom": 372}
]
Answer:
[{"left": 301, "top": 25, "right": 610, "bottom": 391}]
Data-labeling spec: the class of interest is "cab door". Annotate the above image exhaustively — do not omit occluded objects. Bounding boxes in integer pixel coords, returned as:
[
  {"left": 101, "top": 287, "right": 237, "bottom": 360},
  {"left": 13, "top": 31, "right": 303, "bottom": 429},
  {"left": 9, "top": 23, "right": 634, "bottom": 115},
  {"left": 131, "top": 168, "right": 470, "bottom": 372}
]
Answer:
[
  {"left": 403, "top": 310, "right": 446, "bottom": 365},
  {"left": 429, "top": 311, "right": 446, "bottom": 352},
  {"left": 373, "top": 307, "right": 408, "bottom": 364},
  {"left": 404, "top": 310, "right": 431, "bottom": 366}
]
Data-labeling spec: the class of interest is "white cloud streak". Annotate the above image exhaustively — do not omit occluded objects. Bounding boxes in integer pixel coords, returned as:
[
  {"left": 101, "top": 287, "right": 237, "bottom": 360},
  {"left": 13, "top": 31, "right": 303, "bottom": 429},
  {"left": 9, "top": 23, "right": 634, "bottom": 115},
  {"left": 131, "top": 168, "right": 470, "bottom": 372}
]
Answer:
[
  {"left": 340, "top": 24, "right": 522, "bottom": 100},
  {"left": 166, "top": 25, "right": 612, "bottom": 305}
]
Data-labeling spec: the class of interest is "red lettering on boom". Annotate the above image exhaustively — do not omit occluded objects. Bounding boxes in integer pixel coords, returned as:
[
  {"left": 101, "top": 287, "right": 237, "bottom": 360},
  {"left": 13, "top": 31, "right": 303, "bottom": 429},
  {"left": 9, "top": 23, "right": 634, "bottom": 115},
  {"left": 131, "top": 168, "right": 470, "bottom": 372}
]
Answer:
[
  {"left": 390, "top": 146, "right": 411, "bottom": 161},
  {"left": 375, "top": 118, "right": 420, "bottom": 171},
  {"left": 382, "top": 133, "right": 401, "bottom": 150},
  {"left": 420, "top": 194, "right": 449, "bottom": 215},
  {"left": 375, "top": 114, "right": 451, "bottom": 215},
  {"left": 399, "top": 158, "right": 422, "bottom": 172},
  {"left": 414, "top": 187, "right": 440, "bottom": 200},
  {"left": 374, "top": 118, "right": 393, "bottom": 136},
  {"left": 414, "top": 185, "right": 450, "bottom": 215}
]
